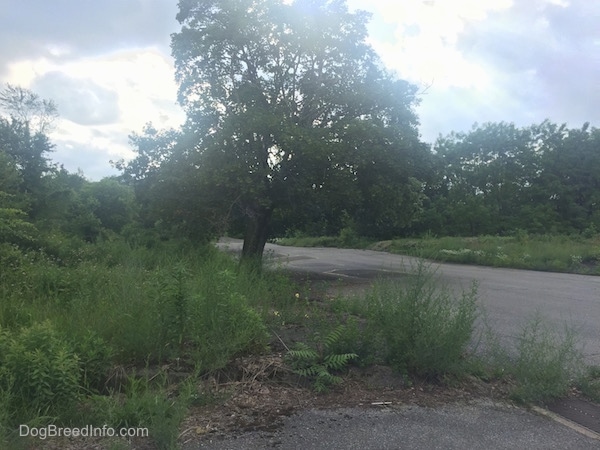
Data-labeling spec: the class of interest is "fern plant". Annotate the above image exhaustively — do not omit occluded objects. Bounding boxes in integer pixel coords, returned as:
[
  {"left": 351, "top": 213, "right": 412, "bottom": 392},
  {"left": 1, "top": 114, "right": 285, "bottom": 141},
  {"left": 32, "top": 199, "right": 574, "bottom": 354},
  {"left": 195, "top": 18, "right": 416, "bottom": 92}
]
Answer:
[{"left": 286, "top": 325, "right": 358, "bottom": 392}]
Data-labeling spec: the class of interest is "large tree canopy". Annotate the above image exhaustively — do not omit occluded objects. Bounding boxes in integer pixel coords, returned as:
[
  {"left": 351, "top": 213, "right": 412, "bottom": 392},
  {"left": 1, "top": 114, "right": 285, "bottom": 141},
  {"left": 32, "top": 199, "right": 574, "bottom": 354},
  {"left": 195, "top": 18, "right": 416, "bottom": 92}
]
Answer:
[{"left": 124, "top": 0, "right": 428, "bottom": 264}]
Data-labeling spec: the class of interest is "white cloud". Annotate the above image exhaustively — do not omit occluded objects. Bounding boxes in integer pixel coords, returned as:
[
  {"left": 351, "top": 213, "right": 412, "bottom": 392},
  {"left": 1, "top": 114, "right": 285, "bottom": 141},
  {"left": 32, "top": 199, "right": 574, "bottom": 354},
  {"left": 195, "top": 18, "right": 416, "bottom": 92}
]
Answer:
[{"left": 4, "top": 47, "right": 185, "bottom": 177}]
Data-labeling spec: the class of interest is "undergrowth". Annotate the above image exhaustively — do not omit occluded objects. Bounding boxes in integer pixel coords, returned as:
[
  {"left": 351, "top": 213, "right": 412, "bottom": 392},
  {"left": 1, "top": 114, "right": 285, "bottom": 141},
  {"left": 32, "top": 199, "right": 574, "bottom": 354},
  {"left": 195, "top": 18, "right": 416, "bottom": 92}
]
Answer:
[
  {"left": 0, "top": 236, "right": 295, "bottom": 449},
  {"left": 1, "top": 234, "right": 597, "bottom": 448}
]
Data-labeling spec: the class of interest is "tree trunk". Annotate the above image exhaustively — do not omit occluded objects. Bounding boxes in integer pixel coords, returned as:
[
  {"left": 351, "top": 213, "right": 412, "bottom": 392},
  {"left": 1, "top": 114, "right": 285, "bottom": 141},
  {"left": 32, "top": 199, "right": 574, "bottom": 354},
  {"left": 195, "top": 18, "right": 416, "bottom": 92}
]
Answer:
[{"left": 241, "top": 206, "right": 272, "bottom": 270}]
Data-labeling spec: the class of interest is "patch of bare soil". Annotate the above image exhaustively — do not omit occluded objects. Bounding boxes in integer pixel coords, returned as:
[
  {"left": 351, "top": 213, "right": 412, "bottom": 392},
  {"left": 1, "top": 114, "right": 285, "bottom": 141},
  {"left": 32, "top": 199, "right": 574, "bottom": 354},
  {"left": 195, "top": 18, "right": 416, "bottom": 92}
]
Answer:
[{"left": 178, "top": 353, "right": 514, "bottom": 448}]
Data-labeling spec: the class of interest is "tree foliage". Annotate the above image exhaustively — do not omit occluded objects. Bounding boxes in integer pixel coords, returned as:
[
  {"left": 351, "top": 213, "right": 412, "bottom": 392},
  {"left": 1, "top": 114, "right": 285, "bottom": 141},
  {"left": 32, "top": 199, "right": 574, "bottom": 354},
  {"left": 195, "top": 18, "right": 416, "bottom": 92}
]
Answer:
[
  {"left": 121, "top": 0, "right": 427, "bottom": 263},
  {"left": 415, "top": 121, "right": 600, "bottom": 236},
  {"left": 0, "top": 83, "right": 58, "bottom": 135}
]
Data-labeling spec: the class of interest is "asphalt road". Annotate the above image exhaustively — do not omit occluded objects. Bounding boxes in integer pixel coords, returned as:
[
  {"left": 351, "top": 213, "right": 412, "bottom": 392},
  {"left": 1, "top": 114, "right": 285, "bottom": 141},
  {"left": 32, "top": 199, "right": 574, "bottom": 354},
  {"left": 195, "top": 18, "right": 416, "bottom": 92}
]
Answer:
[
  {"left": 189, "top": 400, "right": 600, "bottom": 449},
  {"left": 220, "top": 238, "right": 600, "bottom": 366},
  {"left": 200, "top": 239, "right": 600, "bottom": 449}
]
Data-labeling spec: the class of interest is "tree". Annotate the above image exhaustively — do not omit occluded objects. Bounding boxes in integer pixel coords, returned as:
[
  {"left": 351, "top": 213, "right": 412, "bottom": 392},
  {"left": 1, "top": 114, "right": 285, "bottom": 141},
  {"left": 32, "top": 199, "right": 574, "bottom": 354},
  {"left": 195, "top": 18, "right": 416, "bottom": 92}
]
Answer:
[
  {"left": 0, "top": 83, "right": 58, "bottom": 135},
  {"left": 0, "top": 85, "right": 57, "bottom": 195},
  {"left": 416, "top": 120, "right": 600, "bottom": 236},
  {"left": 0, "top": 150, "right": 37, "bottom": 249},
  {"left": 166, "top": 0, "right": 424, "bottom": 264}
]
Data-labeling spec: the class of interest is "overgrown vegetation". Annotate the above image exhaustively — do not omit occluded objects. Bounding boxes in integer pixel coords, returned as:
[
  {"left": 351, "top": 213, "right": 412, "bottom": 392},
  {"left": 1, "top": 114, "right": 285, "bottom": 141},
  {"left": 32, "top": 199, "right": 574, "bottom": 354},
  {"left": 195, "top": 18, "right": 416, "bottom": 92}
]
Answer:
[
  {"left": 373, "top": 233, "right": 600, "bottom": 275},
  {"left": 2, "top": 0, "right": 599, "bottom": 444},
  {"left": 0, "top": 234, "right": 297, "bottom": 448},
  {"left": 2, "top": 231, "right": 598, "bottom": 448}
]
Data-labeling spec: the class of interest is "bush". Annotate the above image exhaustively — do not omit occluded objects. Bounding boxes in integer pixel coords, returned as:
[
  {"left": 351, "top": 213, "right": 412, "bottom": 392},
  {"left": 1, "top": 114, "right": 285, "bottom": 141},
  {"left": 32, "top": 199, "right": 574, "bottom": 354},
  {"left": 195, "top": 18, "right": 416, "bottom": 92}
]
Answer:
[
  {"left": 508, "top": 315, "right": 583, "bottom": 404},
  {"left": 72, "top": 331, "right": 114, "bottom": 393},
  {"left": 0, "top": 321, "right": 81, "bottom": 423},
  {"left": 187, "top": 268, "right": 269, "bottom": 370},
  {"left": 87, "top": 375, "right": 192, "bottom": 449},
  {"left": 364, "top": 264, "right": 478, "bottom": 378}
]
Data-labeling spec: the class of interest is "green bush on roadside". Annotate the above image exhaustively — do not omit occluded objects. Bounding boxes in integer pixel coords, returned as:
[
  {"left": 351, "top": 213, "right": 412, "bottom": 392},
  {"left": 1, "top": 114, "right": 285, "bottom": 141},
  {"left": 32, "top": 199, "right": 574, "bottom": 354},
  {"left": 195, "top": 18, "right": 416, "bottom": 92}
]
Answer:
[
  {"left": 508, "top": 315, "right": 583, "bottom": 404},
  {"left": 364, "top": 266, "right": 478, "bottom": 378},
  {"left": 0, "top": 321, "right": 81, "bottom": 424}
]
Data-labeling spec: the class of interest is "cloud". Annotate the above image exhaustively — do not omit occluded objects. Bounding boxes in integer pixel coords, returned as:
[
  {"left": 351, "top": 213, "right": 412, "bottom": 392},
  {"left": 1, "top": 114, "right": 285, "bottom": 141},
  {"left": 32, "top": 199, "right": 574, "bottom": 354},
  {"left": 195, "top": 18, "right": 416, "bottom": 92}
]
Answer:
[
  {"left": 32, "top": 72, "right": 120, "bottom": 125},
  {"left": 51, "top": 138, "right": 124, "bottom": 181},
  {"left": 349, "top": 0, "right": 600, "bottom": 142},
  {"left": 6, "top": 47, "right": 186, "bottom": 178},
  {"left": 0, "top": 0, "right": 180, "bottom": 77},
  {"left": 456, "top": 0, "right": 600, "bottom": 128},
  {"left": 2, "top": 0, "right": 598, "bottom": 178}
]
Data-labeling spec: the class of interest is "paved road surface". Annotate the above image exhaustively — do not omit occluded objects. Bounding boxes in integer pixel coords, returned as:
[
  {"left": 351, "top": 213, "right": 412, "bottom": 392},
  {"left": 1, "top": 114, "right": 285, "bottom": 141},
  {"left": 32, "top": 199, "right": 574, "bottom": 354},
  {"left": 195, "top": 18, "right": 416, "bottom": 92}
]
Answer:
[
  {"left": 220, "top": 238, "right": 600, "bottom": 366},
  {"left": 201, "top": 239, "right": 600, "bottom": 449},
  {"left": 187, "top": 400, "right": 600, "bottom": 449}
]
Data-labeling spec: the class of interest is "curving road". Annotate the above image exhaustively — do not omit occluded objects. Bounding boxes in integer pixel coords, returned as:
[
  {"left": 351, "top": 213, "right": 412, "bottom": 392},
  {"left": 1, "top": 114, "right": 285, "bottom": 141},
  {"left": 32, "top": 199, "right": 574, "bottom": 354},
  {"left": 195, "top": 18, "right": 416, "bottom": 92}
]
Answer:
[{"left": 219, "top": 238, "right": 600, "bottom": 366}]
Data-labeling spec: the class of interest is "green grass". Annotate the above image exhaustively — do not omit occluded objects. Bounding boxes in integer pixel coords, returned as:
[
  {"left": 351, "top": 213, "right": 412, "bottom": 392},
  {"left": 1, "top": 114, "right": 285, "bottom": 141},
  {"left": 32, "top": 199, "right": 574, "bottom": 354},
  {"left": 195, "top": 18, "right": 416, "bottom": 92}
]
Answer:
[
  {"left": 2, "top": 233, "right": 599, "bottom": 448},
  {"left": 277, "top": 232, "right": 600, "bottom": 275},
  {"left": 0, "top": 236, "right": 297, "bottom": 448},
  {"left": 324, "top": 262, "right": 479, "bottom": 379},
  {"left": 372, "top": 233, "right": 600, "bottom": 274}
]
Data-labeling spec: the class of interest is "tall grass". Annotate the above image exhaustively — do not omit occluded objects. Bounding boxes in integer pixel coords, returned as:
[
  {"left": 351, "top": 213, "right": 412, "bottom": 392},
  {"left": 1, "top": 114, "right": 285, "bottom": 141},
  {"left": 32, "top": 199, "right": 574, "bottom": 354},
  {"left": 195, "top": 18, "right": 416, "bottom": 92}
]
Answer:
[
  {"left": 324, "top": 263, "right": 479, "bottom": 379},
  {"left": 0, "top": 236, "right": 296, "bottom": 448},
  {"left": 378, "top": 233, "right": 600, "bottom": 274}
]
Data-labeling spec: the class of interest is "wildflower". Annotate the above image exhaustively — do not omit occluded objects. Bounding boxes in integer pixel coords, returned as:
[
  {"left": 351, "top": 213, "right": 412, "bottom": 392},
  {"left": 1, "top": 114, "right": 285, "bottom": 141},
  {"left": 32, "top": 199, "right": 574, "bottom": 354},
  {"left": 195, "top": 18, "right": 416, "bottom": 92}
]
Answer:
[{"left": 295, "top": 293, "right": 300, "bottom": 299}]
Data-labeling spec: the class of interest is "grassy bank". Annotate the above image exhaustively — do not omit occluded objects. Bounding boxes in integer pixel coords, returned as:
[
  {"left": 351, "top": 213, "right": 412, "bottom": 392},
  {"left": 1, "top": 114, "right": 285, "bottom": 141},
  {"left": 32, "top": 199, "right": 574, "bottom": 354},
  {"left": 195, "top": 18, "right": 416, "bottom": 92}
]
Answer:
[{"left": 275, "top": 233, "right": 600, "bottom": 275}]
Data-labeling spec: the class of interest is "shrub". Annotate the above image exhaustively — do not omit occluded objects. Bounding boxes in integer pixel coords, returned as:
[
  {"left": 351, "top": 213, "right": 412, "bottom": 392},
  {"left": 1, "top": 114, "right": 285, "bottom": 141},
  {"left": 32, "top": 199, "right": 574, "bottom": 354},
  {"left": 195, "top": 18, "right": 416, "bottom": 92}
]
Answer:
[
  {"left": 72, "top": 331, "right": 114, "bottom": 393},
  {"left": 364, "top": 264, "right": 478, "bottom": 378},
  {"left": 0, "top": 321, "right": 81, "bottom": 422},
  {"left": 187, "top": 268, "right": 269, "bottom": 371},
  {"left": 88, "top": 375, "right": 192, "bottom": 449},
  {"left": 508, "top": 315, "right": 583, "bottom": 404}
]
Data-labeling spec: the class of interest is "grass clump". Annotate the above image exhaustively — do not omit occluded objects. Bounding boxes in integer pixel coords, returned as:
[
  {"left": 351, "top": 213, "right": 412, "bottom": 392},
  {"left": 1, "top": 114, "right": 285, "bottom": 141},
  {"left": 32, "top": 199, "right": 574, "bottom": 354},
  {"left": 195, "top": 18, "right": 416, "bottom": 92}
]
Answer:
[
  {"left": 474, "top": 312, "right": 586, "bottom": 405},
  {"left": 508, "top": 316, "right": 584, "bottom": 404},
  {"left": 363, "top": 265, "right": 478, "bottom": 378},
  {"left": 577, "top": 366, "right": 600, "bottom": 403},
  {"left": 0, "top": 321, "right": 81, "bottom": 424},
  {"left": 326, "top": 263, "right": 479, "bottom": 380}
]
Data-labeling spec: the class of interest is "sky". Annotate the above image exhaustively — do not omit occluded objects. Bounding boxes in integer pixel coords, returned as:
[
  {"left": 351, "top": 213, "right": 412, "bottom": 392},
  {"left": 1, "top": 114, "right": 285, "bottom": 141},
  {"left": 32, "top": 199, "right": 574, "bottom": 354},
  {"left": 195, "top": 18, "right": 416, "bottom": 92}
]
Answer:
[{"left": 1, "top": 0, "right": 598, "bottom": 180}]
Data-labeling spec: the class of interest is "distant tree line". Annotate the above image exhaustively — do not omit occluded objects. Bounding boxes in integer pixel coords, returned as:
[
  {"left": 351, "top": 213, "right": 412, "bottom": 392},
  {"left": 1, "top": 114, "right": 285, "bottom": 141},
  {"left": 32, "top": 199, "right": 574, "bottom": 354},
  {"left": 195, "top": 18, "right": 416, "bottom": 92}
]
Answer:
[
  {"left": 0, "top": 84, "right": 138, "bottom": 254},
  {"left": 415, "top": 121, "right": 600, "bottom": 237}
]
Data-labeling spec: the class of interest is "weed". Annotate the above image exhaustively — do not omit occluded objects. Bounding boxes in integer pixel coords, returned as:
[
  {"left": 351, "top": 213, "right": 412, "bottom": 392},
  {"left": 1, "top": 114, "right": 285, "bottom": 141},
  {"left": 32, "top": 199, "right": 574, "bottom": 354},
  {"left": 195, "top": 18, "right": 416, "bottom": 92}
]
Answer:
[
  {"left": 508, "top": 315, "right": 584, "bottom": 404},
  {"left": 363, "top": 263, "right": 478, "bottom": 379},
  {"left": 88, "top": 374, "right": 192, "bottom": 449},
  {"left": 577, "top": 366, "right": 600, "bottom": 402},
  {"left": 0, "top": 321, "right": 81, "bottom": 424},
  {"left": 286, "top": 325, "right": 358, "bottom": 392}
]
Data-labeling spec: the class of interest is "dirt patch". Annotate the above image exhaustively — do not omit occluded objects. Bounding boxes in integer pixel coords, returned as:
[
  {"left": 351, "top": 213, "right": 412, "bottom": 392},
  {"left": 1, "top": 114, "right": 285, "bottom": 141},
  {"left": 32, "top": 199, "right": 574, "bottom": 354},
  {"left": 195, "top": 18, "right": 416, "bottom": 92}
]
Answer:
[{"left": 178, "top": 354, "right": 514, "bottom": 448}]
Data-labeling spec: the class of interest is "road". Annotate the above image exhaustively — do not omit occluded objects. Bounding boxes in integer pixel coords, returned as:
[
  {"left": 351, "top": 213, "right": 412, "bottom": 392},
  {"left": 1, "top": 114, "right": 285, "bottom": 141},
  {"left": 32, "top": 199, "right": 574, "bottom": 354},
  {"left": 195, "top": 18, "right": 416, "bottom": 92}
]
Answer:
[
  {"left": 188, "top": 400, "right": 600, "bottom": 449},
  {"left": 219, "top": 238, "right": 600, "bottom": 366},
  {"left": 193, "top": 239, "right": 600, "bottom": 449}
]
